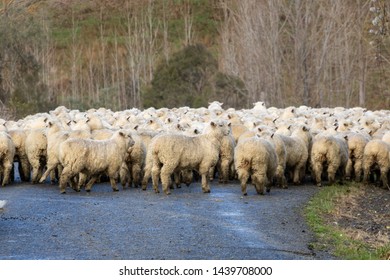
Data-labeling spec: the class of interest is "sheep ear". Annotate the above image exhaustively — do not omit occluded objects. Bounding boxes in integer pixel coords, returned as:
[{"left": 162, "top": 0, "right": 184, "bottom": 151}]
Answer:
[
  {"left": 167, "top": 118, "right": 171, "bottom": 123},
  {"left": 127, "top": 116, "right": 131, "bottom": 120},
  {"left": 335, "top": 126, "right": 339, "bottom": 131},
  {"left": 119, "top": 131, "right": 125, "bottom": 137},
  {"left": 344, "top": 135, "right": 348, "bottom": 141},
  {"left": 257, "top": 127, "right": 262, "bottom": 132},
  {"left": 67, "top": 121, "right": 72, "bottom": 126},
  {"left": 149, "top": 119, "right": 154, "bottom": 124},
  {"left": 227, "top": 114, "right": 232, "bottom": 119},
  {"left": 228, "top": 122, "right": 231, "bottom": 127},
  {"left": 194, "top": 128, "right": 199, "bottom": 134},
  {"left": 287, "top": 125, "right": 291, "bottom": 130},
  {"left": 44, "top": 117, "right": 48, "bottom": 123},
  {"left": 176, "top": 123, "right": 181, "bottom": 129},
  {"left": 302, "top": 126, "right": 309, "bottom": 131},
  {"left": 133, "top": 125, "right": 139, "bottom": 130},
  {"left": 48, "top": 121, "right": 53, "bottom": 127},
  {"left": 210, "top": 121, "right": 216, "bottom": 127},
  {"left": 271, "top": 133, "right": 274, "bottom": 138},
  {"left": 368, "top": 130, "right": 373, "bottom": 136}
]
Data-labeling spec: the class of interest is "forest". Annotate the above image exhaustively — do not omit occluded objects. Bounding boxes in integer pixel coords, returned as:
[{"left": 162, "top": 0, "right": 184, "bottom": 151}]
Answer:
[{"left": 0, "top": 0, "right": 389, "bottom": 119}]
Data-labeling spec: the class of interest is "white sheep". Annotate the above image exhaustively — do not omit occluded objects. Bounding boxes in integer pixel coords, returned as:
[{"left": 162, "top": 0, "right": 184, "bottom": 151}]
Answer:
[
  {"left": 0, "top": 132, "right": 15, "bottom": 186},
  {"left": 142, "top": 120, "right": 230, "bottom": 195},
  {"left": 362, "top": 139, "right": 390, "bottom": 189},
  {"left": 209, "top": 133, "right": 235, "bottom": 184},
  {"left": 310, "top": 135, "right": 349, "bottom": 187},
  {"left": 58, "top": 130, "right": 135, "bottom": 193},
  {"left": 345, "top": 132, "right": 369, "bottom": 182},
  {"left": 39, "top": 120, "right": 91, "bottom": 184},
  {"left": 234, "top": 136, "right": 277, "bottom": 195},
  {"left": 257, "top": 131, "right": 288, "bottom": 188},
  {"left": 119, "top": 131, "right": 147, "bottom": 188},
  {"left": 25, "top": 129, "right": 47, "bottom": 184},
  {"left": 8, "top": 129, "right": 30, "bottom": 182}
]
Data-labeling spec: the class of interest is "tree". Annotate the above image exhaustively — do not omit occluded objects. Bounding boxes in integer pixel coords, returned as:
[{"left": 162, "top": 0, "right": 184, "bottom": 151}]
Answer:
[{"left": 142, "top": 44, "right": 247, "bottom": 109}]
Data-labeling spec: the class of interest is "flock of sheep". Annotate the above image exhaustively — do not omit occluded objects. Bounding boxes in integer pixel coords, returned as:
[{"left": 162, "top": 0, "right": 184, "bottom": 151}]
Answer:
[{"left": 0, "top": 101, "right": 389, "bottom": 195}]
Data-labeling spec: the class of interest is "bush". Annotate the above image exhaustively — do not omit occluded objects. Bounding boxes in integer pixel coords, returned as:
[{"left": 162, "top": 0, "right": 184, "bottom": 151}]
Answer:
[{"left": 142, "top": 44, "right": 247, "bottom": 109}]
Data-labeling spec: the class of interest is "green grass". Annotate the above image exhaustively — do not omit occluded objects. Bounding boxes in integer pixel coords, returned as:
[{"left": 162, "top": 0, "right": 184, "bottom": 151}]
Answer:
[{"left": 304, "top": 182, "right": 390, "bottom": 260}]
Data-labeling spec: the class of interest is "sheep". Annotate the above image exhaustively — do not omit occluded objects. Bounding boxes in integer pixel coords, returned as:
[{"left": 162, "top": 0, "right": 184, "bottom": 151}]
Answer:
[
  {"left": 234, "top": 136, "right": 277, "bottom": 195},
  {"left": 276, "top": 133, "right": 308, "bottom": 185},
  {"left": 345, "top": 132, "right": 369, "bottom": 182},
  {"left": 8, "top": 129, "right": 30, "bottom": 182},
  {"left": 257, "top": 131, "right": 288, "bottom": 188},
  {"left": 310, "top": 135, "right": 349, "bottom": 187},
  {"left": 120, "top": 131, "right": 147, "bottom": 188},
  {"left": 39, "top": 121, "right": 91, "bottom": 184},
  {"left": 231, "top": 124, "right": 249, "bottom": 144},
  {"left": 209, "top": 133, "right": 235, "bottom": 184},
  {"left": 142, "top": 120, "right": 230, "bottom": 195},
  {"left": 0, "top": 132, "right": 15, "bottom": 186},
  {"left": 58, "top": 130, "right": 135, "bottom": 193},
  {"left": 362, "top": 139, "right": 390, "bottom": 190},
  {"left": 25, "top": 129, "right": 47, "bottom": 184}
]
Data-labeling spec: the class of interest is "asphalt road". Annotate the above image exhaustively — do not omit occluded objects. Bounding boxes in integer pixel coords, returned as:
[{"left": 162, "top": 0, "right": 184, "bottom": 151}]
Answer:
[{"left": 0, "top": 178, "right": 333, "bottom": 260}]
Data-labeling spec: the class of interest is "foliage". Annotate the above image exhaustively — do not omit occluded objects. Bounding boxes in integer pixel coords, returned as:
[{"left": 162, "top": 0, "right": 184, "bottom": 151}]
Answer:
[
  {"left": 142, "top": 44, "right": 247, "bottom": 109},
  {"left": 0, "top": 5, "right": 57, "bottom": 119}
]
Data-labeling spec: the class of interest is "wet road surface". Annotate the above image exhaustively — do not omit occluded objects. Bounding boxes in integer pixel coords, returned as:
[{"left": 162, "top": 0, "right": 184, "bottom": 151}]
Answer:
[{"left": 0, "top": 180, "right": 333, "bottom": 260}]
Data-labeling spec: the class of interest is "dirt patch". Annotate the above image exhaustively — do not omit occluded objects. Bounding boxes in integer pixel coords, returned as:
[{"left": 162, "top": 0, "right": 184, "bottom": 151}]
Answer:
[{"left": 327, "top": 185, "right": 390, "bottom": 256}]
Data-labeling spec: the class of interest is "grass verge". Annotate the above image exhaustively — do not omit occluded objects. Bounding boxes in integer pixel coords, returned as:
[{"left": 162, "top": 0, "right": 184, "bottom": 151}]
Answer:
[{"left": 304, "top": 182, "right": 390, "bottom": 260}]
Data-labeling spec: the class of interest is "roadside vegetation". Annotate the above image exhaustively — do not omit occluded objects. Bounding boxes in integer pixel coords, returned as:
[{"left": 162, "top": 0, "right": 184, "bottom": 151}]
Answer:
[{"left": 305, "top": 182, "right": 390, "bottom": 260}]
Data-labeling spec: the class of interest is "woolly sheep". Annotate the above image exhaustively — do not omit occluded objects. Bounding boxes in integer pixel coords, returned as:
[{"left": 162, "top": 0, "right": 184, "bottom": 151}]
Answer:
[
  {"left": 142, "top": 120, "right": 230, "bottom": 195},
  {"left": 58, "top": 130, "right": 135, "bottom": 193},
  {"left": 119, "top": 131, "right": 147, "bottom": 188},
  {"left": 257, "top": 131, "right": 288, "bottom": 188},
  {"left": 310, "top": 135, "right": 349, "bottom": 187},
  {"left": 25, "top": 129, "right": 47, "bottom": 184},
  {"left": 8, "top": 129, "right": 30, "bottom": 182},
  {"left": 234, "top": 136, "right": 277, "bottom": 195},
  {"left": 39, "top": 121, "right": 91, "bottom": 184},
  {"left": 209, "top": 133, "right": 235, "bottom": 184},
  {"left": 275, "top": 126, "right": 311, "bottom": 185},
  {"left": 345, "top": 132, "right": 369, "bottom": 182},
  {"left": 0, "top": 132, "right": 15, "bottom": 186},
  {"left": 362, "top": 139, "right": 390, "bottom": 190}
]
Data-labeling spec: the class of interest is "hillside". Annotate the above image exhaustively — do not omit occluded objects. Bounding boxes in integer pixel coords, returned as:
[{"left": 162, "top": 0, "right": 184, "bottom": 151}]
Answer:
[{"left": 0, "top": 0, "right": 389, "bottom": 119}]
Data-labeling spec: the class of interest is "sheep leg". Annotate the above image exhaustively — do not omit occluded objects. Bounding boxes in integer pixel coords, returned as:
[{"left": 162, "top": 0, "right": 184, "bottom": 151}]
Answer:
[
  {"left": 1, "top": 162, "right": 13, "bottom": 187},
  {"left": 353, "top": 159, "right": 363, "bottom": 182},
  {"left": 77, "top": 173, "right": 89, "bottom": 192},
  {"left": 141, "top": 167, "right": 151, "bottom": 191},
  {"left": 160, "top": 165, "right": 174, "bottom": 195},
  {"left": 120, "top": 164, "right": 130, "bottom": 189},
  {"left": 362, "top": 157, "right": 373, "bottom": 184},
  {"left": 209, "top": 165, "right": 215, "bottom": 181},
  {"left": 219, "top": 159, "right": 229, "bottom": 184},
  {"left": 151, "top": 164, "right": 161, "bottom": 194},
  {"left": 19, "top": 156, "right": 30, "bottom": 182},
  {"left": 237, "top": 169, "right": 250, "bottom": 195},
  {"left": 39, "top": 159, "right": 58, "bottom": 183},
  {"left": 59, "top": 167, "right": 73, "bottom": 194},
  {"left": 345, "top": 158, "right": 353, "bottom": 180},
  {"left": 252, "top": 173, "right": 266, "bottom": 195},
  {"left": 174, "top": 172, "right": 181, "bottom": 188},
  {"left": 293, "top": 165, "right": 303, "bottom": 185},
  {"left": 109, "top": 176, "right": 119, "bottom": 192},
  {"left": 312, "top": 161, "right": 323, "bottom": 187},
  {"left": 380, "top": 167, "right": 389, "bottom": 190},
  {"left": 85, "top": 176, "right": 98, "bottom": 192},
  {"left": 132, "top": 163, "right": 142, "bottom": 188}
]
